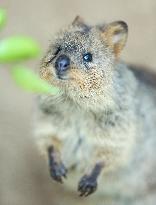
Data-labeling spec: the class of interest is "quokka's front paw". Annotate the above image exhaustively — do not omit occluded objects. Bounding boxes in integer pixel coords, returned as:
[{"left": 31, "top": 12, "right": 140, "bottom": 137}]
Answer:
[
  {"left": 49, "top": 161, "right": 67, "bottom": 183},
  {"left": 78, "top": 175, "right": 97, "bottom": 197},
  {"left": 48, "top": 146, "right": 67, "bottom": 183}
]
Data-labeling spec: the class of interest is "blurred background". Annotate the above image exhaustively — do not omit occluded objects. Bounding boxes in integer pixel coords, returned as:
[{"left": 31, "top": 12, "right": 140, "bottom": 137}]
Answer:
[{"left": 0, "top": 0, "right": 156, "bottom": 205}]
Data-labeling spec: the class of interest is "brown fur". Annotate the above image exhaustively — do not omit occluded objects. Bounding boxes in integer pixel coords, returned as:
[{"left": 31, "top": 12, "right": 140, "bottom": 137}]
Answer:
[{"left": 102, "top": 21, "right": 128, "bottom": 57}]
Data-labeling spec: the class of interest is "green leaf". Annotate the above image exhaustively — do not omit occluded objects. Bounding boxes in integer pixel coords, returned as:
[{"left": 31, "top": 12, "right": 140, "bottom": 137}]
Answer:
[
  {"left": 11, "top": 66, "right": 60, "bottom": 94},
  {"left": 0, "top": 36, "right": 41, "bottom": 63},
  {"left": 0, "top": 8, "right": 7, "bottom": 30}
]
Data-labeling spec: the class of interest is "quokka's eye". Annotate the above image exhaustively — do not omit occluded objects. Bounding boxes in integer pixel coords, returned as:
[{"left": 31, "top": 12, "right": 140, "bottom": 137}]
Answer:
[
  {"left": 83, "top": 52, "right": 92, "bottom": 62},
  {"left": 46, "top": 47, "right": 61, "bottom": 65},
  {"left": 54, "top": 46, "right": 61, "bottom": 56}
]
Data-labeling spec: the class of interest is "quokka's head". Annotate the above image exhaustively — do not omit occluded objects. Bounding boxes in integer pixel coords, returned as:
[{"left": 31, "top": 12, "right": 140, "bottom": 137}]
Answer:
[{"left": 40, "top": 16, "right": 128, "bottom": 110}]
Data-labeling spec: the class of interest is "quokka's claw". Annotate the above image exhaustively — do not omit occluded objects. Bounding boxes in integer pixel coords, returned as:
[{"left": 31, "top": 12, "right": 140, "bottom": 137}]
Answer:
[
  {"left": 50, "top": 162, "right": 67, "bottom": 183},
  {"left": 78, "top": 175, "right": 97, "bottom": 197}
]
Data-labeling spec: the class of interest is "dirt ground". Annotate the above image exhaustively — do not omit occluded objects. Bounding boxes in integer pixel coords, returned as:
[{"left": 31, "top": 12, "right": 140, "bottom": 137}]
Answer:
[{"left": 0, "top": 0, "right": 156, "bottom": 205}]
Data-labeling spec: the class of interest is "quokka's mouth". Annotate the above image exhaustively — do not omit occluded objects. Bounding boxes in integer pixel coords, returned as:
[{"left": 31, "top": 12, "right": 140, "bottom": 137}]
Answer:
[
  {"left": 52, "top": 69, "right": 69, "bottom": 81},
  {"left": 56, "top": 71, "right": 74, "bottom": 81},
  {"left": 57, "top": 75, "right": 69, "bottom": 80}
]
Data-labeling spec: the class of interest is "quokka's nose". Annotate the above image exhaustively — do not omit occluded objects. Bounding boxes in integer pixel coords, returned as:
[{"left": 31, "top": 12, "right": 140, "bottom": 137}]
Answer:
[{"left": 55, "top": 55, "right": 70, "bottom": 73}]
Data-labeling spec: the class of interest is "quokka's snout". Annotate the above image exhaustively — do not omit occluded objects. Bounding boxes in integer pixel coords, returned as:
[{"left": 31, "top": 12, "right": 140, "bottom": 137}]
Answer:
[{"left": 55, "top": 54, "right": 70, "bottom": 79}]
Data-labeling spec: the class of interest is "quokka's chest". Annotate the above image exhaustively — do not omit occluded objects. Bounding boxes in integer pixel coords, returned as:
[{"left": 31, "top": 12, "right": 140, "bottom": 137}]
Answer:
[
  {"left": 51, "top": 109, "right": 132, "bottom": 171},
  {"left": 53, "top": 112, "right": 96, "bottom": 170}
]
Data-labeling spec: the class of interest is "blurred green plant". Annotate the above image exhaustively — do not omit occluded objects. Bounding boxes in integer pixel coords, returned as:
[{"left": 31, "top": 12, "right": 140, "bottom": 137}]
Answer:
[
  {"left": 0, "top": 8, "right": 59, "bottom": 95},
  {"left": 0, "top": 36, "right": 40, "bottom": 63},
  {"left": 0, "top": 8, "right": 7, "bottom": 30},
  {"left": 12, "top": 66, "right": 59, "bottom": 94}
]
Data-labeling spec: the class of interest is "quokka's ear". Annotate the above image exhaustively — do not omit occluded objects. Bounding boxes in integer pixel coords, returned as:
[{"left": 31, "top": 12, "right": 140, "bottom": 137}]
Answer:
[
  {"left": 72, "top": 16, "right": 85, "bottom": 27},
  {"left": 102, "top": 21, "right": 128, "bottom": 57}
]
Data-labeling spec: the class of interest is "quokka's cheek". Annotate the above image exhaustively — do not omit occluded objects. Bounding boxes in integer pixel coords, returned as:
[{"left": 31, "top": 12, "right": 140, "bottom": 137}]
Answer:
[
  {"left": 40, "top": 66, "right": 53, "bottom": 81},
  {"left": 68, "top": 68, "right": 104, "bottom": 92},
  {"left": 68, "top": 69, "right": 87, "bottom": 90},
  {"left": 39, "top": 66, "right": 60, "bottom": 87}
]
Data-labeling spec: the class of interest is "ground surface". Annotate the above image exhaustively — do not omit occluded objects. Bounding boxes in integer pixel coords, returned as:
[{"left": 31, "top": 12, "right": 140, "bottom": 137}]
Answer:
[{"left": 0, "top": 0, "right": 156, "bottom": 204}]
